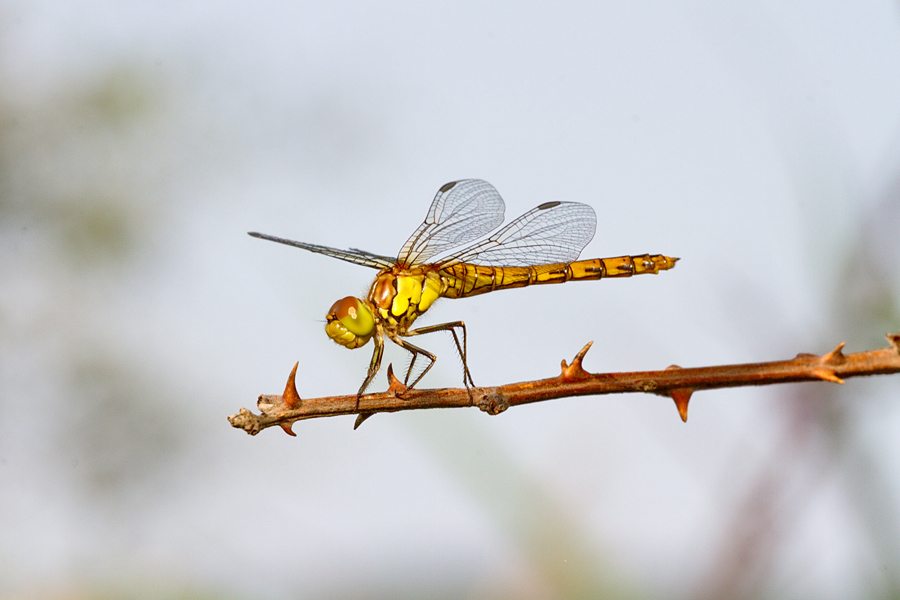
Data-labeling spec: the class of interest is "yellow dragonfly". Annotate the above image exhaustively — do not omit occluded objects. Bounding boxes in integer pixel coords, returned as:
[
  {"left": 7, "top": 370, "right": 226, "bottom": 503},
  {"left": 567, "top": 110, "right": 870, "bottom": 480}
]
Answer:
[{"left": 250, "top": 179, "right": 677, "bottom": 397}]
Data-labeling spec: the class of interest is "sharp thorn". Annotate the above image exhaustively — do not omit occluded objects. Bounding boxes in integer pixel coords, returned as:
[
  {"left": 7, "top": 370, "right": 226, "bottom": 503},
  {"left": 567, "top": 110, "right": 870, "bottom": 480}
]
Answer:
[
  {"left": 282, "top": 362, "right": 302, "bottom": 408},
  {"left": 560, "top": 342, "right": 592, "bottom": 380},
  {"left": 354, "top": 412, "right": 374, "bottom": 429},
  {"left": 386, "top": 364, "right": 408, "bottom": 395},
  {"left": 573, "top": 341, "right": 593, "bottom": 364},
  {"left": 887, "top": 333, "right": 900, "bottom": 353},
  {"left": 387, "top": 363, "right": 399, "bottom": 385},
  {"left": 280, "top": 421, "right": 297, "bottom": 436},
  {"left": 812, "top": 368, "right": 844, "bottom": 384},
  {"left": 821, "top": 342, "right": 846, "bottom": 364},
  {"left": 669, "top": 387, "right": 693, "bottom": 422}
]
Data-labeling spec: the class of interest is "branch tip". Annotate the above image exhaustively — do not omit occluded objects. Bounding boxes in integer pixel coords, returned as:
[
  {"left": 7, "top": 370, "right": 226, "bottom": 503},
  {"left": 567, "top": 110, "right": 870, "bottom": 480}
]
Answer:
[{"left": 227, "top": 407, "right": 261, "bottom": 436}]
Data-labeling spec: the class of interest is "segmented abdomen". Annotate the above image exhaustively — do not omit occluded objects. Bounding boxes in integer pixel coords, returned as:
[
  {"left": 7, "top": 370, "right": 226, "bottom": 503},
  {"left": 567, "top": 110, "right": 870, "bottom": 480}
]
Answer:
[{"left": 438, "top": 254, "right": 678, "bottom": 299}]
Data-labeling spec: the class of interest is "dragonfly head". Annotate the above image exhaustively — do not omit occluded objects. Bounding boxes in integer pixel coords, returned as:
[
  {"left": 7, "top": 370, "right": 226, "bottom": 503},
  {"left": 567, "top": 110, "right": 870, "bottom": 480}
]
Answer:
[{"left": 325, "top": 296, "right": 375, "bottom": 349}]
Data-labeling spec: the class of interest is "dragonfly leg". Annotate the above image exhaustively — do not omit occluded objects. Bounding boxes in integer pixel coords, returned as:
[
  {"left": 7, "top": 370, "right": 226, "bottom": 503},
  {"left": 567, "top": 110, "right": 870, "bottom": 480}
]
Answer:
[
  {"left": 406, "top": 321, "right": 475, "bottom": 389},
  {"left": 386, "top": 333, "right": 436, "bottom": 395},
  {"left": 405, "top": 351, "right": 419, "bottom": 386},
  {"left": 356, "top": 331, "right": 384, "bottom": 406}
]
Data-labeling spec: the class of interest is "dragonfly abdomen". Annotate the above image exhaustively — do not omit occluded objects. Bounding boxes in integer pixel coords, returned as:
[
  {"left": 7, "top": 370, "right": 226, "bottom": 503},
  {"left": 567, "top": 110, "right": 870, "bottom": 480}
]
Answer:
[
  {"left": 575, "top": 254, "right": 679, "bottom": 279},
  {"left": 439, "top": 254, "right": 678, "bottom": 299}
]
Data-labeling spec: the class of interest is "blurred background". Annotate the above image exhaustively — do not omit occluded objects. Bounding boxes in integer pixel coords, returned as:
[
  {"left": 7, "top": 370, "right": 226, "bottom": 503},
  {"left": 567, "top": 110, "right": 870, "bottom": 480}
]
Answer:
[{"left": 2, "top": 1, "right": 900, "bottom": 598}]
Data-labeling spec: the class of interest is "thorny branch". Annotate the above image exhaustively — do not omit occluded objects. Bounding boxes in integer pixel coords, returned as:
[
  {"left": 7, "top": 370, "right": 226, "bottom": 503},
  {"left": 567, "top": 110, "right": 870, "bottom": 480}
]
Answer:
[{"left": 229, "top": 332, "right": 900, "bottom": 436}]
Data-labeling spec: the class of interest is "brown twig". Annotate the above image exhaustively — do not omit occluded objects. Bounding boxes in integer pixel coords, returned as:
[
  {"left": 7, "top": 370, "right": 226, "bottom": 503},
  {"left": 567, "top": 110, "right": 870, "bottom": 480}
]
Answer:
[{"left": 229, "top": 332, "right": 900, "bottom": 436}]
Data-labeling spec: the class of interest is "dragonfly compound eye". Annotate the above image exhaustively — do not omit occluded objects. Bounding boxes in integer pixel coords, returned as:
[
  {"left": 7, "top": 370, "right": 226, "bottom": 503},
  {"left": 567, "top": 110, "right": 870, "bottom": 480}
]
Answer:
[{"left": 325, "top": 296, "right": 374, "bottom": 349}]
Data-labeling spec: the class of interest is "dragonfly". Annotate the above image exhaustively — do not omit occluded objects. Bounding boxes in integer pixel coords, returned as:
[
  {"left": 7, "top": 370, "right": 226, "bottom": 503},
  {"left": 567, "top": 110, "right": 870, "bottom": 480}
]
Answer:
[{"left": 249, "top": 179, "right": 678, "bottom": 399}]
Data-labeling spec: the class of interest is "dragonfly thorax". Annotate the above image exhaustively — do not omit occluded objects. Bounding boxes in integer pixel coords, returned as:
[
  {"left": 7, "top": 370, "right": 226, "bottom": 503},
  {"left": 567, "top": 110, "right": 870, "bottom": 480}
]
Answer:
[
  {"left": 368, "top": 269, "right": 444, "bottom": 331},
  {"left": 325, "top": 296, "right": 375, "bottom": 349}
]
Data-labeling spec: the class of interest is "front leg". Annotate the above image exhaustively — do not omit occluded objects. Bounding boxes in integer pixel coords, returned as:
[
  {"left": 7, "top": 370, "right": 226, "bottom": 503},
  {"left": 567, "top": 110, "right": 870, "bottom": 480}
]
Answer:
[{"left": 356, "top": 330, "right": 385, "bottom": 404}]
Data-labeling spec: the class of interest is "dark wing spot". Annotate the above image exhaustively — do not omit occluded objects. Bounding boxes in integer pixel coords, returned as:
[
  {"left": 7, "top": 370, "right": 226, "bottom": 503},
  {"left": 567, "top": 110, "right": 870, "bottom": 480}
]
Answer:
[
  {"left": 439, "top": 181, "right": 457, "bottom": 193},
  {"left": 537, "top": 201, "right": 561, "bottom": 210}
]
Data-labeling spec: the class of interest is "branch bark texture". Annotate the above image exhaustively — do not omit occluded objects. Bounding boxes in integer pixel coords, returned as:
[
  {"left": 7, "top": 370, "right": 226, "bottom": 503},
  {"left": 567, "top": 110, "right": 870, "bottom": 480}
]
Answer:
[{"left": 229, "top": 333, "right": 900, "bottom": 436}]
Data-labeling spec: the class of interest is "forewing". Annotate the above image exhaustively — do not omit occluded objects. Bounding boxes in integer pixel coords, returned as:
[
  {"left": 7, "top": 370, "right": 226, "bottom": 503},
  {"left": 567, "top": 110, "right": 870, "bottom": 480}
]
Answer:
[
  {"left": 437, "top": 201, "right": 596, "bottom": 267},
  {"left": 248, "top": 232, "right": 395, "bottom": 269},
  {"left": 396, "top": 179, "right": 505, "bottom": 267}
]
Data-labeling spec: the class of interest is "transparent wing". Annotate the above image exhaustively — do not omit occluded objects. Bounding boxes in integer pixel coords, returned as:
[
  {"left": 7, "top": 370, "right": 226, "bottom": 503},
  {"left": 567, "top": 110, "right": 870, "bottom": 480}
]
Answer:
[
  {"left": 349, "top": 247, "right": 399, "bottom": 264},
  {"left": 248, "top": 232, "right": 395, "bottom": 270},
  {"left": 436, "top": 201, "right": 597, "bottom": 267},
  {"left": 396, "top": 179, "right": 506, "bottom": 267}
]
